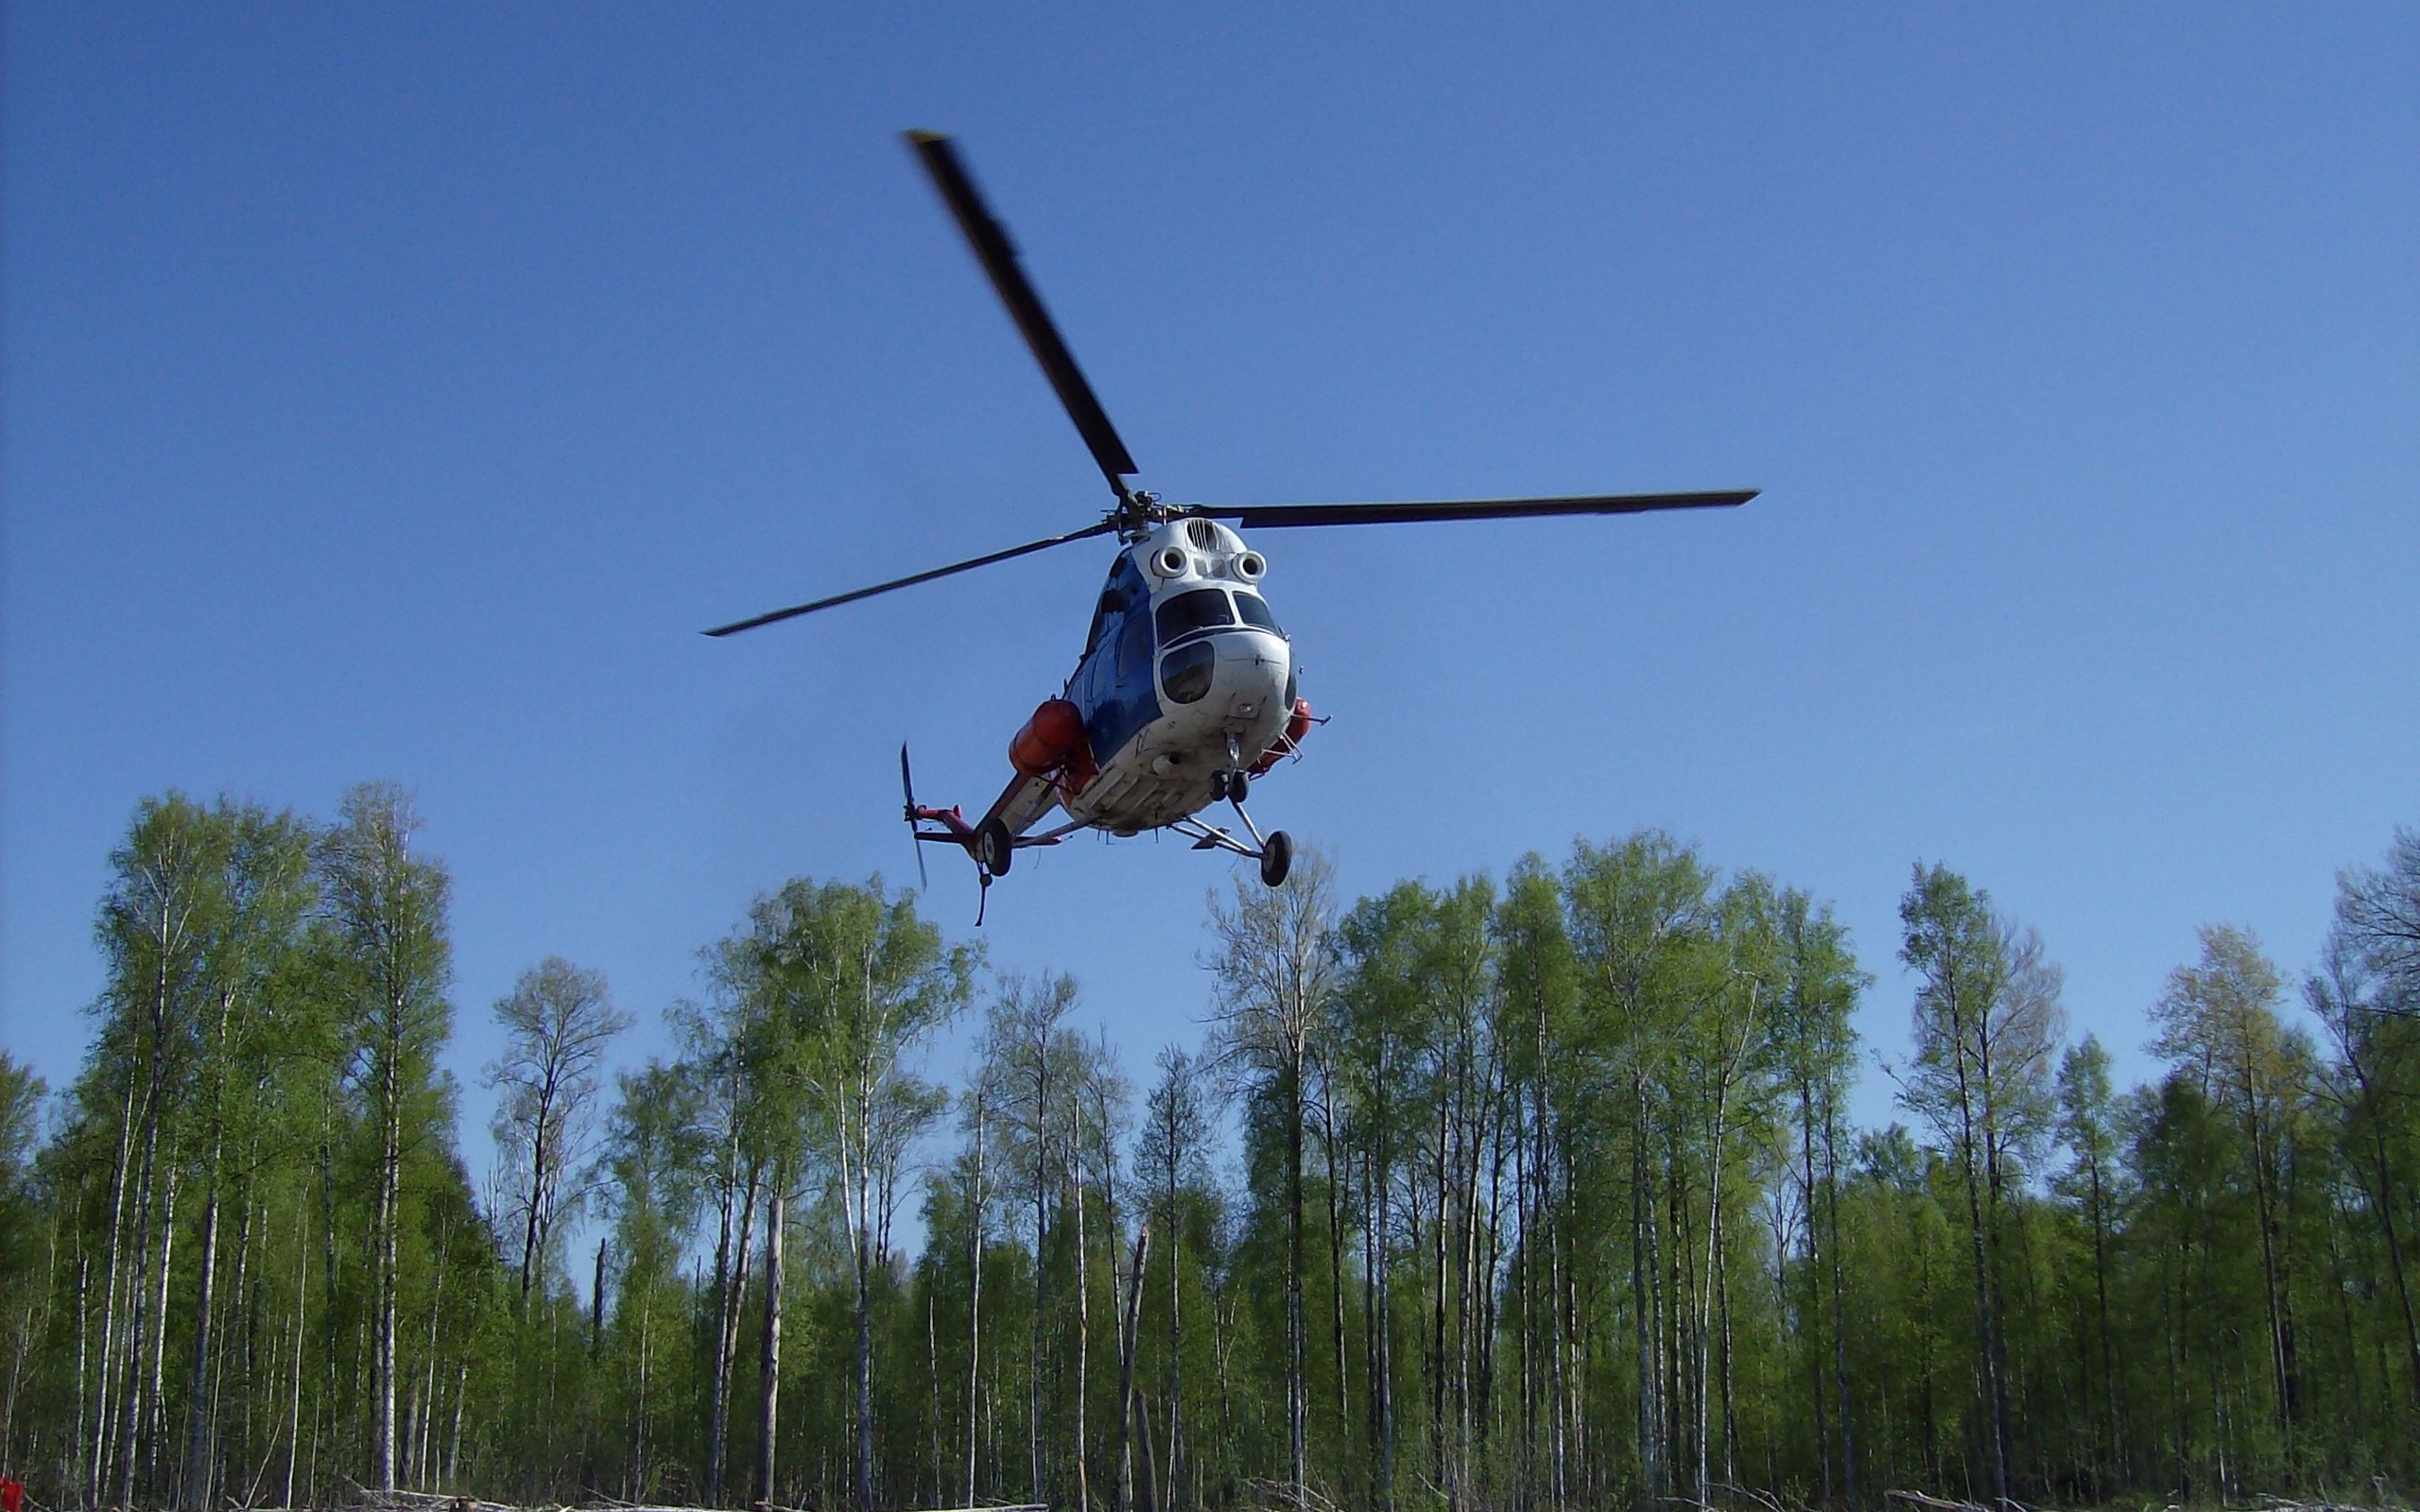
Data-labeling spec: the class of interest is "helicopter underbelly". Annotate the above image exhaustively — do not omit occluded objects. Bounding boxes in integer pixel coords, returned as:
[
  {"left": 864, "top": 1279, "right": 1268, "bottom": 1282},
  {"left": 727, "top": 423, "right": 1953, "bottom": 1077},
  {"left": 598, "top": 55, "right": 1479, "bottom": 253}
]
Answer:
[{"left": 1064, "top": 627, "right": 1290, "bottom": 835}]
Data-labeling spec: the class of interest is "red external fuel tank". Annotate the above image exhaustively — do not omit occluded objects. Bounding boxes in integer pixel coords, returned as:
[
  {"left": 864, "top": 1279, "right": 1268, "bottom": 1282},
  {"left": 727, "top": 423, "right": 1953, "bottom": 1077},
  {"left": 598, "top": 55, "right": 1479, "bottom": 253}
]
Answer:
[
  {"left": 1249, "top": 697, "right": 1315, "bottom": 776},
  {"left": 1009, "top": 698, "right": 1092, "bottom": 784}
]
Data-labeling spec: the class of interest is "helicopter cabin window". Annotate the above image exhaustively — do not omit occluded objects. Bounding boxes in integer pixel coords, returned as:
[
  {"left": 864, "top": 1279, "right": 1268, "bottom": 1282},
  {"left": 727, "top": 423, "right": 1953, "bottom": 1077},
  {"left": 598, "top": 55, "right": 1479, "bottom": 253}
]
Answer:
[
  {"left": 1086, "top": 556, "right": 1151, "bottom": 658},
  {"left": 1154, "top": 587, "right": 1236, "bottom": 644},
  {"left": 1233, "top": 591, "right": 1283, "bottom": 635},
  {"left": 1115, "top": 608, "right": 1154, "bottom": 685}
]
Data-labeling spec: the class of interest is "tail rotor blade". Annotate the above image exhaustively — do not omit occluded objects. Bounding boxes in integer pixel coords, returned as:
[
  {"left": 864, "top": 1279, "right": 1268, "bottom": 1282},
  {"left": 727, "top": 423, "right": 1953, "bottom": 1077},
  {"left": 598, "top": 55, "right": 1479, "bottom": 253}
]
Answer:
[{"left": 900, "top": 744, "right": 930, "bottom": 892}]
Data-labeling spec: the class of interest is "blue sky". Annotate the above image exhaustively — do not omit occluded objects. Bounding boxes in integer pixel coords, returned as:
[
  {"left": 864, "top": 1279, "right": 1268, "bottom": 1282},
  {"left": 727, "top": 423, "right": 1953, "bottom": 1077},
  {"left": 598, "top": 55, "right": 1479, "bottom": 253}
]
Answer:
[{"left": 6, "top": 5, "right": 2416, "bottom": 1155}]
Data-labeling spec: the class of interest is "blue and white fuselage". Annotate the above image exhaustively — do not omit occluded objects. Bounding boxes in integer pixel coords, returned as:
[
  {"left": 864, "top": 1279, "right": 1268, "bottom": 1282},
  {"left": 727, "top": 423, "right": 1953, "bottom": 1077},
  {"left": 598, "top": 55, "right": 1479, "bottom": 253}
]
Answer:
[{"left": 980, "top": 517, "right": 1300, "bottom": 847}]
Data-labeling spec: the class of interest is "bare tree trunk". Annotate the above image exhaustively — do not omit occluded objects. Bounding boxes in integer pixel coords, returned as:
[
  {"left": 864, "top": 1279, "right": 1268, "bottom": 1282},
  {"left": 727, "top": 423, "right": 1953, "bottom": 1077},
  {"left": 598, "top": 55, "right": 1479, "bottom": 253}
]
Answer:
[
  {"left": 117, "top": 1070, "right": 165, "bottom": 1511},
  {"left": 1377, "top": 1143, "right": 1397, "bottom": 1512},
  {"left": 1288, "top": 1054, "right": 1307, "bottom": 1506},
  {"left": 319, "top": 1131, "right": 337, "bottom": 1491},
  {"left": 285, "top": 1206, "right": 306, "bottom": 1508},
  {"left": 1796, "top": 1086, "right": 1830, "bottom": 1503},
  {"left": 1168, "top": 1142, "right": 1189, "bottom": 1512},
  {"left": 143, "top": 1164, "right": 181, "bottom": 1501},
  {"left": 1718, "top": 1216, "right": 1736, "bottom": 1486},
  {"left": 447, "top": 1358, "right": 468, "bottom": 1489},
  {"left": 593, "top": 1236, "right": 608, "bottom": 1349},
  {"left": 1366, "top": 1182, "right": 1382, "bottom": 1500},
  {"left": 72, "top": 1246, "right": 92, "bottom": 1504},
  {"left": 96, "top": 952, "right": 156, "bottom": 1505},
  {"left": 1431, "top": 1096, "right": 1451, "bottom": 1507},
  {"left": 1075, "top": 1102, "right": 1094, "bottom": 1512},
  {"left": 631, "top": 1290, "right": 654, "bottom": 1497},
  {"left": 184, "top": 1139, "right": 226, "bottom": 1510},
  {"left": 927, "top": 1293, "right": 944, "bottom": 1506},
  {"left": 1322, "top": 1075, "right": 1350, "bottom": 1478},
  {"left": 856, "top": 1136, "right": 877, "bottom": 1512},
  {"left": 1824, "top": 1107, "right": 1856, "bottom": 1503},
  {"left": 1548, "top": 1127, "right": 1567, "bottom": 1508},
  {"left": 221, "top": 1182, "right": 255, "bottom": 1497},
  {"left": 968, "top": 1088, "right": 987, "bottom": 1507},
  {"left": 2244, "top": 1095, "right": 2294, "bottom": 1435},
  {"left": 1135, "top": 1393, "right": 1161, "bottom": 1512},
  {"left": 757, "top": 1182, "right": 786, "bottom": 1508},
  {"left": 417, "top": 1228, "right": 450, "bottom": 1488},
  {"left": 1514, "top": 1122, "right": 1533, "bottom": 1512},
  {"left": 1699, "top": 1044, "right": 1740, "bottom": 1512},
  {"left": 1031, "top": 1138, "right": 1050, "bottom": 1506},
  {"left": 1115, "top": 1227, "right": 1151, "bottom": 1512},
  {"left": 1373, "top": 1053, "right": 1396, "bottom": 1512},
  {"left": 374, "top": 1033, "right": 403, "bottom": 1490},
  {"left": 521, "top": 1105, "right": 552, "bottom": 1306},
  {"left": 1485, "top": 1086, "right": 1510, "bottom": 1505},
  {"left": 709, "top": 1160, "right": 759, "bottom": 1504},
  {"left": 1631, "top": 1074, "right": 1657, "bottom": 1511},
  {"left": 1951, "top": 1061, "right": 2009, "bottom": 1509}
]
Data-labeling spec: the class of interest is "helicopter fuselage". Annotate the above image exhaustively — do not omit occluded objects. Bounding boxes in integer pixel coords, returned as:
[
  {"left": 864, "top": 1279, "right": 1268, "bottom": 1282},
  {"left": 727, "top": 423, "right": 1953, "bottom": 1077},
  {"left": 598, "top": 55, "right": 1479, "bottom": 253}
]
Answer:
[
  {"left": 1059, "top": 518, "right": 1296, "bottom": 833},
  {"left": 961, "top": 516, "right": 1302, "bottom": 857}
]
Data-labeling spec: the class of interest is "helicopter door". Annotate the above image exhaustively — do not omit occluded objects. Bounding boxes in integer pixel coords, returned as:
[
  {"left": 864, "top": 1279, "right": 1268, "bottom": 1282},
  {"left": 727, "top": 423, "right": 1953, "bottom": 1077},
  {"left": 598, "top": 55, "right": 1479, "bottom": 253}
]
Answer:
[
  {"left": 1074, "top": 554, "right": 1156, "bottom": 764},
  {"left": 1080, "top": 555, "right": 1160, "bottom": 765}
]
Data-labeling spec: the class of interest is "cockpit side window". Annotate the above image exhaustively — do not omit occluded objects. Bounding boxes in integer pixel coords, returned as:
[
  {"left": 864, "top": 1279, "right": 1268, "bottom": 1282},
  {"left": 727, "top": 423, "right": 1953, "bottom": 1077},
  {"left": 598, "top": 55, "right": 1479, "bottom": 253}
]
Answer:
[
  {"left": 1154, "top": 587, "right": 1236, "bottom": 643},
  {"left": 1116, "top": 610, "right": 1154, "bottom": 684},
  {"left": 1233, "top": 591, "right": 1283, "bottom": 635},
  {"left": 1086, "top": 554, "right": 1151, "bottom": 656}
]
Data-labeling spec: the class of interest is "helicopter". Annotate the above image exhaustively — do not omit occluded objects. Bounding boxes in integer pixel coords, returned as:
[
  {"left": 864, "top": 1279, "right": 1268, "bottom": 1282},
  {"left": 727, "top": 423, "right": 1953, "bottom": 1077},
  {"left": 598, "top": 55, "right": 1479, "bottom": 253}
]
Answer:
[{"left": 708, "top": 131, "right": 1755, "bottom": 913}]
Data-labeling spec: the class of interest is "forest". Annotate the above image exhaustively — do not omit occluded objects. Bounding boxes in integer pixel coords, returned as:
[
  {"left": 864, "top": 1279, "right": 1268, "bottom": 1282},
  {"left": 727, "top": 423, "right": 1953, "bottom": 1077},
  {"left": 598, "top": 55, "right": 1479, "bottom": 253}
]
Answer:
[{"left": 2, "top": 782, "right": 2417, "bottom": 1512}]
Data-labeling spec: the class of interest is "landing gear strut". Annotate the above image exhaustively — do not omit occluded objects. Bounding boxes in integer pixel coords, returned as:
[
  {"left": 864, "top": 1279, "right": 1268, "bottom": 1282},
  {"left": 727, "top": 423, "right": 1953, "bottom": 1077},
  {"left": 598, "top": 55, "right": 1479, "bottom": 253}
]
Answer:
[{"left": 1178, "top": 747, "right": 1291, "bottom": 887}]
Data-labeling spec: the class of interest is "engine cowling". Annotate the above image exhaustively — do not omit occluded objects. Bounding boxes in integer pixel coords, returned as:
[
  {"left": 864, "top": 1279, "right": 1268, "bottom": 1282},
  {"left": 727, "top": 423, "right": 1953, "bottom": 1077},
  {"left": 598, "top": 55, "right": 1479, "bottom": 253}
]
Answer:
[
  {"left": 1249, "top": 696, "right": 1314, "bottom": 776},
  {"left": 1009, "top": 698, "right": 1095, "bottom": 787}
]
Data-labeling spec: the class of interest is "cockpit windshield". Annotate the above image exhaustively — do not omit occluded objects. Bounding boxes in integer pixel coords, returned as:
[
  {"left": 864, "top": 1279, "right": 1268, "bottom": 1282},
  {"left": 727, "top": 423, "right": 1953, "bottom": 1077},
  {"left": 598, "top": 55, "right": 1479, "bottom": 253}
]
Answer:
[
  {"left": 1154, "top": 588, "right": 1236, "bottom": 643},
  {"left": 1233, "top": 592, "right": 1283, "bottom": 635}
]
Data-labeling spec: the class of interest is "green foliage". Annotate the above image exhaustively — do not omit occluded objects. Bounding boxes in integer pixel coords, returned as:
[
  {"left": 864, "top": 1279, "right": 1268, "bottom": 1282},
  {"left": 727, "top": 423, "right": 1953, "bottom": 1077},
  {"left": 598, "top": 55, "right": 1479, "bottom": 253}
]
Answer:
[{"left": 9, "top": 799, "right": 2420, "bottom": 1510}]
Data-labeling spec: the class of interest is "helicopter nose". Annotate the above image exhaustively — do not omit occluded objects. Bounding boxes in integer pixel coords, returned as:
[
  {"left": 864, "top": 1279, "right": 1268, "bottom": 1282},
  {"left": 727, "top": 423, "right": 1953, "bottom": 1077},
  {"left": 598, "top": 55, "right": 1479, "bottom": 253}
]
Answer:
[{"left": 1210, "top": 630, "right": 1290, "bottom": 718}]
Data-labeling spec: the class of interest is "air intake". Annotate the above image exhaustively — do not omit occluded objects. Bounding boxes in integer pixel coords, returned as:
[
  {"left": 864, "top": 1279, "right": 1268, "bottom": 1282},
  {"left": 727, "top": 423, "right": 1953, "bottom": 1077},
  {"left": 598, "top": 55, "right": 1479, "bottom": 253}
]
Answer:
[{"left": 1186, "top": 519, "right": 1221, "bottom": 550}]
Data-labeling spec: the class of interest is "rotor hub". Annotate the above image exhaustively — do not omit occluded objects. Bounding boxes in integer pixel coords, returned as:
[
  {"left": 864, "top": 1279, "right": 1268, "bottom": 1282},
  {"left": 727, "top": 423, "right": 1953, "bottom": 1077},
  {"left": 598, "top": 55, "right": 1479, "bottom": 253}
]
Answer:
[{"left": 1111, "top": 489, "right": 1183, "bottom": 541}]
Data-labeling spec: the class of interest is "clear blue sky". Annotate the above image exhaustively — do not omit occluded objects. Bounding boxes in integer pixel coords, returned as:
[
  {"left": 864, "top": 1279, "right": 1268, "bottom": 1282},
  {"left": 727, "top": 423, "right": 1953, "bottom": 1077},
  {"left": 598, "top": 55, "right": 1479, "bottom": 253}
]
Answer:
[{"left": 7, "top": 5, "right": 2416, "bottom": 1150}]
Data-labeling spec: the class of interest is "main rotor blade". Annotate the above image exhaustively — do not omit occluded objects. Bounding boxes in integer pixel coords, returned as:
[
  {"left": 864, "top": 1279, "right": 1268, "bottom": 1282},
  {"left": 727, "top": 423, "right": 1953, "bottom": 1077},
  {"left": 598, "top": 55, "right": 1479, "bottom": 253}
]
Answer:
[
  {"left": 703, "top": 520, "right": 1117, "bottom": 637},
  {"left": 907, "top": 130, "right": 1141, "bottom": 500},
  {"left": 1200, "top": 490, "right": 1758, "bottom": 530}
]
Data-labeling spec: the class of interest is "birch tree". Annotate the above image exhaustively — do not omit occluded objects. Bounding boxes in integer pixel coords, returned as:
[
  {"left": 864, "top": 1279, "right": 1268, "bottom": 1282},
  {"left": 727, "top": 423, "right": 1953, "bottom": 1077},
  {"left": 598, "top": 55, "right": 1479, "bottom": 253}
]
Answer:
[
  {"left": 487, "top": 958, "right": 631, "bottom": 1308},
  {"left": 1205, "top": 850, "right": 1340, "bottom": 1506},
  {"left": 1137, "top": 1045, "right": 1214, "bottom": 1512},
  {"left": 1896, "top": 865, "right": 2063, "bottom": 1509},
  {"left": 318, "top": 782, "right": 456, "bottom": 1493},
  {"left": 752, "top": 877, "right": 971, "bottom": 1510},
  {"left": 94, "top": 795, "right": 224, "bottom": 1509}
]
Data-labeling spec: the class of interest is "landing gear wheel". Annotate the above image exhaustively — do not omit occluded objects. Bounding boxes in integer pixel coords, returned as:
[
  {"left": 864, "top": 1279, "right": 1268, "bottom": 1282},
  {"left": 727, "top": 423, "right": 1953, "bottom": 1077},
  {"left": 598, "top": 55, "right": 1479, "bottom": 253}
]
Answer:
[
  {"left": 977, "top": 818, "right": 1014, "bottom": 876},
  {"left": 1227, "top": 770, "right": 1251, "bottom": 804},
  {"left": 1259, "top": 830, "right": 1293, "bottom": 888}
]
